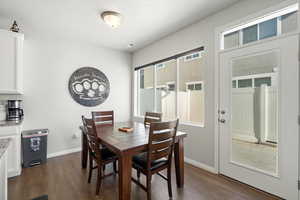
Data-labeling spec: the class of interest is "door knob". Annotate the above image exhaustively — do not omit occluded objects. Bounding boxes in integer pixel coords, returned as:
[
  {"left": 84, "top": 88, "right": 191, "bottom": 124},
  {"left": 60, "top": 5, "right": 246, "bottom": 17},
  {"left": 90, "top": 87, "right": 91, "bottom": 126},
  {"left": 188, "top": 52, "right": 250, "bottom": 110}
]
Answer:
[
  {"left": 219, "top": 110, "right": 226, "bottom": 115},
  {"left": 218, "top": 119, "right": 226, "bottom": 123}
]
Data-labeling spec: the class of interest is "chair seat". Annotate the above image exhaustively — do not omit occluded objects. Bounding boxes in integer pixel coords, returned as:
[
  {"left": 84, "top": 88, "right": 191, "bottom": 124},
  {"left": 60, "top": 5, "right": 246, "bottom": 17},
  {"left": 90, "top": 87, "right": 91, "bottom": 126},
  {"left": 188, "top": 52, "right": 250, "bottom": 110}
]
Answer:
[
  {"left": 91, "top": 148, "right": 117, "bottom": 161},
  {"left": 132, "top": 152, "right": 168, "bottom": 171}
]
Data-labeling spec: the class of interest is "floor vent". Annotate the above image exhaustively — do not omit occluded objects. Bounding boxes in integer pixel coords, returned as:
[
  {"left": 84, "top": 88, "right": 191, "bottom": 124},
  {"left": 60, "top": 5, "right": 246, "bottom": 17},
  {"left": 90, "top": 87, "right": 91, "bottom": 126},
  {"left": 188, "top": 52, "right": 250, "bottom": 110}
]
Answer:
[{"left": 32, "top": 195, "right": 48, "bottom": 200}]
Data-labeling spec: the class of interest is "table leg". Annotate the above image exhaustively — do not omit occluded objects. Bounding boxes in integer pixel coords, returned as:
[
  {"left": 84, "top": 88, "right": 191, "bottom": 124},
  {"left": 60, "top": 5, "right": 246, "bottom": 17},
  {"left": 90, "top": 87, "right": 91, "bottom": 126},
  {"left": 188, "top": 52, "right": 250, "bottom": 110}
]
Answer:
[
  {"left": 118, "top": 153, "right": 132, "bottom": 200},
  {"left": 81, "top": 131, "right": 88, "bottom": 169},
  {"left": 174, "top": 138, "right": 184, "bottom": 188}
]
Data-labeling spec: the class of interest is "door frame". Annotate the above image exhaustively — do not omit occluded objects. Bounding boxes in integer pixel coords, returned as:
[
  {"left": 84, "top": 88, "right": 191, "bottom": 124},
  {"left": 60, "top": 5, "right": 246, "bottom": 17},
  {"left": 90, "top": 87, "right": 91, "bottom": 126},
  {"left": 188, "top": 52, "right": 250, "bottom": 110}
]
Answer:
[{"left": 213, "top": 0, "right": 299, "bottom": 174}]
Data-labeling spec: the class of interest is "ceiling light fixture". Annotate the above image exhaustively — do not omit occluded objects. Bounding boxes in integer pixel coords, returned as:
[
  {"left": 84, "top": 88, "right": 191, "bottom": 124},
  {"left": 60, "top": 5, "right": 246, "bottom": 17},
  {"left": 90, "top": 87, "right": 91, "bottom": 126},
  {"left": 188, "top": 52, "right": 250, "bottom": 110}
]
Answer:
[{"left": 101, "top": 11, "right": 122, "bottom": 28}]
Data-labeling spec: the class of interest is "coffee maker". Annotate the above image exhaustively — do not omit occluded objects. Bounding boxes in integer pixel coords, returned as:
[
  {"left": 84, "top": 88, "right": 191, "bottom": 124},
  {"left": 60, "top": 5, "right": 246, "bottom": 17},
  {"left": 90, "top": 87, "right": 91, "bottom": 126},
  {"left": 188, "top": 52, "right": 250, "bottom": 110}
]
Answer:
[{"left": 7, "top": 100, "right": 24, "bottom": 121}]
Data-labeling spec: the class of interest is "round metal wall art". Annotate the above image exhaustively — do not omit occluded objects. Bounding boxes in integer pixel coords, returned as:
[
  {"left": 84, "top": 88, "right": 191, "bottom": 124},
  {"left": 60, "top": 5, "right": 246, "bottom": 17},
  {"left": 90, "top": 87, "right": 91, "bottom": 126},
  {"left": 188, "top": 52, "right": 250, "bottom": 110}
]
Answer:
[{"left": 68, "top": 67, "right": 110, "bottom": 107}]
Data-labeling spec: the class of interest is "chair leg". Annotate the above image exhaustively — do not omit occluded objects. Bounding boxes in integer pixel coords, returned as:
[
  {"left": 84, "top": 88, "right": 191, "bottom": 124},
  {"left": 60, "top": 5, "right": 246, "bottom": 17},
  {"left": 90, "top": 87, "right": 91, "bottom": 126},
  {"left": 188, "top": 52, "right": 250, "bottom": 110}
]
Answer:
[
  {"left": 103, "top": 165, "right": 106, "bottom": 172},
  {"left": 167, "top": 167, "right": 173, "bottom": 199},
  {"left": 88, "top": 154, "right": 93, "bottom": 183},
  {"left": 96, "top": 166, "right": 102, "bottom": 195},
  {"left": 113, "top": 161, "right": 117, "bottom": 173},
  {"left": 146, "top": 174, "right": 152, "bottom": 200}
]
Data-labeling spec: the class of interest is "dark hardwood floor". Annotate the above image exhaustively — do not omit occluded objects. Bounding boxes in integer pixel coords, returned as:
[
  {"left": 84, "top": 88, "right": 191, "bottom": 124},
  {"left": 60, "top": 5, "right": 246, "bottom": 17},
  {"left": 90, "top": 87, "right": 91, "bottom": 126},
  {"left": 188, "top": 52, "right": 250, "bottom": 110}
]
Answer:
[{"left": 8, "top": 152, "right": 281, "bottom": 200}]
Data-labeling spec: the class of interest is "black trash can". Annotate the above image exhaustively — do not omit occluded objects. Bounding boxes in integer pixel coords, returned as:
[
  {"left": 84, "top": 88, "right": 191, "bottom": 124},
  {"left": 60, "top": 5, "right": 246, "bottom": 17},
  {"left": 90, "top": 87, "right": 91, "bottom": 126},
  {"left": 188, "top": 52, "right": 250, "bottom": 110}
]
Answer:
[{"left": 22, "top": 129, "right": 49, "bottom": 168}]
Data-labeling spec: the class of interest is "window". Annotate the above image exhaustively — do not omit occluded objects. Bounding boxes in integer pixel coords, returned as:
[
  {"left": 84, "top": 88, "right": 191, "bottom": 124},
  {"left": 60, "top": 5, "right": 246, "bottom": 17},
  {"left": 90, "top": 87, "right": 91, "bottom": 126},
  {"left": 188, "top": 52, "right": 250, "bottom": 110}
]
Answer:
[
  {"left": 138, "top": 66, "right": 154, "bottom": 116},
  {"left": 195, "top": 83, "right": 202, "bottom": 90},
  {"left": 243, "top": 25, "right": 258, "bottom": 44},
  {"left": 184, "top": 52, "right": 201, "bottom": 62},
  {"left": 224, "top": 31, "right": 239, "bottom": 49},
  {"left": 179, "top": 53, "right": 205, "bottom": 125},
  {"left": 156, "top": 63, "right": 165, "bottom": 69},
  {"left": 259, "top": 18, "right": 277, "bottom": 39},
  {"left": 135, "top": 48, "right": 205, "bottom": 126},
  {"left": 156, "top": 60, "right": 177, "bottom": 120},
  {"left": 232, "top": 74, "right": 274, "bottom": 88},
  {"left": 232, "top": 80, "right": 237, "bottom": 88},
  {"left": 254, "top": 77, "right": 271, "bottom": 87},
  {"left": 238, "top": 79, "right": 252, "bottom": 88},
  {"left": 167, "top": 83, "right": 175, "bottom": 91},
  {"left": 187, "top": 84, "right": 194, "bottom": 90},
  {"left": 222, "top": 4, "right": 298, "bottom": 49},
  {"left": 186, "top": 82, "right": 203, "bottom": 91},
  {"left": 281, "top": 11, "right": 298, "bottom": 34},
  {"left": 139, "top": 69, "right": 144, "bottom": 89}
]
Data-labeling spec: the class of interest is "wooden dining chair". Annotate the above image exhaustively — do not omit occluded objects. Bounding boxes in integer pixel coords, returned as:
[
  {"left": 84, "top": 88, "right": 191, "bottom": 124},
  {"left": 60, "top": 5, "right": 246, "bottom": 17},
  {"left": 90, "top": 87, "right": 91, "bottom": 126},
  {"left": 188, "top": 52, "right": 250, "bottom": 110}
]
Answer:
[
  {"left": 82, "top": 116, "right": 118, "bottom": 195},
  {"left": 144, "top": 112, "right": 162, "bottom": 126},
  {"left": 91, "top": 111, "right": 117, "bottom": 173},
  {"left": 132, "top": 119, "right": 179, "bottom": 200},
  {"left": 92, "top": 110, "right": 114, "bottom": 126}
]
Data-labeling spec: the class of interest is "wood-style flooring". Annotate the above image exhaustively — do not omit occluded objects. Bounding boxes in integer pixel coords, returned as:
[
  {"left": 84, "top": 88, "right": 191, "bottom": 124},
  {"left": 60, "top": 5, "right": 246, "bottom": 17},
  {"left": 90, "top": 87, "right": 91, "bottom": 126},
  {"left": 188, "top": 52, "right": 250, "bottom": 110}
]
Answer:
[{"left": 8, "top": 152, "right": 281, "bottom": 200}]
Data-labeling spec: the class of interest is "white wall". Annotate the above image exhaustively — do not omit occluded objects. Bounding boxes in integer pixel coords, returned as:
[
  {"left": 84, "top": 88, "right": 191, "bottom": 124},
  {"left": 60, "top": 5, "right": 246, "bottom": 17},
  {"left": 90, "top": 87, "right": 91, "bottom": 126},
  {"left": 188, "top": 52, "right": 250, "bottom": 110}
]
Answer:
[
  {"left": 133, "top": 0, "right": 287, "bottom": 168},
  {"left": 0, "top": 18, "right": 132, "bottom": 155}
]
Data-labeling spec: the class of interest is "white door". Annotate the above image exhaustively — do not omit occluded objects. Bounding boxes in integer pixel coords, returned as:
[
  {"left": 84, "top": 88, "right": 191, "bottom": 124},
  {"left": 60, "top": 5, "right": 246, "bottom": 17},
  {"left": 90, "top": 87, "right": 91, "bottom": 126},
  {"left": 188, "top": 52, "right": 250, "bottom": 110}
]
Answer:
[{"left": 219, "top": 34, "right": 299, "bottom": 199}]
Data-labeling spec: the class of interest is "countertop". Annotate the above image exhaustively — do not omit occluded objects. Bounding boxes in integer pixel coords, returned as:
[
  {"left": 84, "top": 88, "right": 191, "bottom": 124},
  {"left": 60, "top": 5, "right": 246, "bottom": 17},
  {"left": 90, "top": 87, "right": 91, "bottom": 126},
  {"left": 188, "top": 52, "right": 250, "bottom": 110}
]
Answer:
[
  {"left": 0, "top": 120, "right": 23, "bottom": 127},
  {"left": 0, "top": 138, "right": 10, "bottom": 159}
]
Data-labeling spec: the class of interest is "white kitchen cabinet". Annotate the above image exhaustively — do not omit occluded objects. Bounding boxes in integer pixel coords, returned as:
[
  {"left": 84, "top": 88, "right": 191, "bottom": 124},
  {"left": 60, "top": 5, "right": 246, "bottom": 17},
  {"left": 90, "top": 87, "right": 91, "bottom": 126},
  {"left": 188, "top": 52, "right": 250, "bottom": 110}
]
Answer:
[
  {"left": 0, "top": 150, "right": 8, "bottom": 200},
  {"left": 0, "top": 126, "right": 21, "bottom": 178},
  {"left": 0, "top": 29, "right": 24, "bottom": 94}
]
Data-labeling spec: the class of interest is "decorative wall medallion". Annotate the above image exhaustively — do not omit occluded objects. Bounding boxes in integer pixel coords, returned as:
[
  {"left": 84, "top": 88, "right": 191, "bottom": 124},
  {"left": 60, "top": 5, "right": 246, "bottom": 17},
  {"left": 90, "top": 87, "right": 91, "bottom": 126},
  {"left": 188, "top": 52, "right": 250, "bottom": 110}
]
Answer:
[{"left": 68, "top": 67, "right": 110, "bottom": 107}]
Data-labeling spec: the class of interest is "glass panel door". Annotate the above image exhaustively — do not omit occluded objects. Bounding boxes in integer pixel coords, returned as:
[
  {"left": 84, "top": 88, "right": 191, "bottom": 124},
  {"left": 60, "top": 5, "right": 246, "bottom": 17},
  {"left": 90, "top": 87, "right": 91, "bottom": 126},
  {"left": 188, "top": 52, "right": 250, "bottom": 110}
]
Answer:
[
  {"left": 219, "top": 35, "right": 298, "bottom": 199},
  {"left": 231, "top": 51, "right": 278, "bottom": 175}
]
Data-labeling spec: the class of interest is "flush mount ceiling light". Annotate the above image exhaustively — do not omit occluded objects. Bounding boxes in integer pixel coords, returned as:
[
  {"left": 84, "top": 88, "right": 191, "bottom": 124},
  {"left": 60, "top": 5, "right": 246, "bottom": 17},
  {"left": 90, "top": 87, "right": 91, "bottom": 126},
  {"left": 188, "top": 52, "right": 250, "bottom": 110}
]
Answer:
[{"left": 101, "top": 11, "right": 122, "bottom": 28}]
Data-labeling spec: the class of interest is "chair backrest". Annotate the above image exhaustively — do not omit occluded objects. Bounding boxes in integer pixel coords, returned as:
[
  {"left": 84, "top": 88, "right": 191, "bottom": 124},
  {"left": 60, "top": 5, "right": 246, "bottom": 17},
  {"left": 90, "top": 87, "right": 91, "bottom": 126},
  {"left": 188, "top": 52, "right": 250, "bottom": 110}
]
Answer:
[
  {"left": 92, "top": 111, "right": 114, "bottom": 126},
  {"left": 82, "top": 116, "right": 102, "bottom": 161},
  {"left": 144, "top": 112, "right": 162, "bottom": 126},
  {"left": 147, "top": 119, "right": 179, "bottom": 170}
]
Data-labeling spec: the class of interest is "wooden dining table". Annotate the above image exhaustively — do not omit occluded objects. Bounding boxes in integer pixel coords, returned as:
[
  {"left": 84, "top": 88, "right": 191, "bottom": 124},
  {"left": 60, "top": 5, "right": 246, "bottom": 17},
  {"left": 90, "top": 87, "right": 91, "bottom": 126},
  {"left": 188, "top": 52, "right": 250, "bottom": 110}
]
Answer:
[{"left": 80, "top": 121, "right": 187, "bottom": 200}]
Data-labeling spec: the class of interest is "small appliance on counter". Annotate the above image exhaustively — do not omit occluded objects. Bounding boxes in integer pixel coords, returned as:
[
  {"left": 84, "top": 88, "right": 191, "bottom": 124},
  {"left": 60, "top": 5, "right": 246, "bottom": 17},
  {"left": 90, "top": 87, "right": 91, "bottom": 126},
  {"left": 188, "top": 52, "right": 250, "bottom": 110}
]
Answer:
[
  {"left": 7, "top": 100, "right": 24, "bottom": 122},
  {"left": 22, "top": 129, "right": 49, "bottom": 168}
]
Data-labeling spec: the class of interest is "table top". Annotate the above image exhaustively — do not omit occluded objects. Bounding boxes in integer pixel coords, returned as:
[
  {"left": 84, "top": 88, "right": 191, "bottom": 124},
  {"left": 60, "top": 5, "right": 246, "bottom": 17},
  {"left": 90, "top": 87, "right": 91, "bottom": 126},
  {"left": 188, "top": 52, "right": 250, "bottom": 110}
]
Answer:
[{"left": 82, "top": 121, "right": 187, "bottom": 155}]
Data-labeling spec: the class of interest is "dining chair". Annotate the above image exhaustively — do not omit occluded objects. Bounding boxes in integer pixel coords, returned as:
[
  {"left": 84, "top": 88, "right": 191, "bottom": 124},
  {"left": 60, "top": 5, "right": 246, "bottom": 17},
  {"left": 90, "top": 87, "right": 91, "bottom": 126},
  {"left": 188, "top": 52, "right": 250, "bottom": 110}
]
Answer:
[
  {"left": 144, "top": 112, "right": 162, "bottom": 126},
  {"left": 92, "top": 110, "right": 114, "bottom": 126},
  {"left": 131, "top": 119, "right": 179, "bottom": 200},
  {"left": 91, "top": 111, "right": 117, "bottom": 173},
  {"left": 82, "top": 116, "right": 118, "bottom": 195}
]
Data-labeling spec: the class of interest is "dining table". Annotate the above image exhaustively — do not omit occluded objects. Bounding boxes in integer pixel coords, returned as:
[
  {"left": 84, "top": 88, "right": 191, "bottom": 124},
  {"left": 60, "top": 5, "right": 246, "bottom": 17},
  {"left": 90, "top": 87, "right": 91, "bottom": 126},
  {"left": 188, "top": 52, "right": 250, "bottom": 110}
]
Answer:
[{"left": 80, "top": 121, "right": 187, "bottom": 200}]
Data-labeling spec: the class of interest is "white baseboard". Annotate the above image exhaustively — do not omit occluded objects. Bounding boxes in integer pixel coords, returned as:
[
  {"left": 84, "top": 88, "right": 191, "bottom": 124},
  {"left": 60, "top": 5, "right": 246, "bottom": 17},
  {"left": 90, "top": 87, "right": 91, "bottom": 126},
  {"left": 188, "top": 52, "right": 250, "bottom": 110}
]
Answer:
[
  {"left": 46, "top": 148, "right": 219, "bottom": 175},
  {"left": 184, "top": 157, "right": 218, "bottom": 174},
  {"left": 47, "top": 147, "right": 82, "bottom": 159}
]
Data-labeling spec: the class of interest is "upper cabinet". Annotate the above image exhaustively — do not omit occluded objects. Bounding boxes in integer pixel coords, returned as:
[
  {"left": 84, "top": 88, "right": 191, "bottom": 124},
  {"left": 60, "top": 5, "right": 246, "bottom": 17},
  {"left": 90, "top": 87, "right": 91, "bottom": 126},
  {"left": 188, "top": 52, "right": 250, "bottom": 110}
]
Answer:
[{"left": 0, "top": 29, "right": 23, "bottom": 94}]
